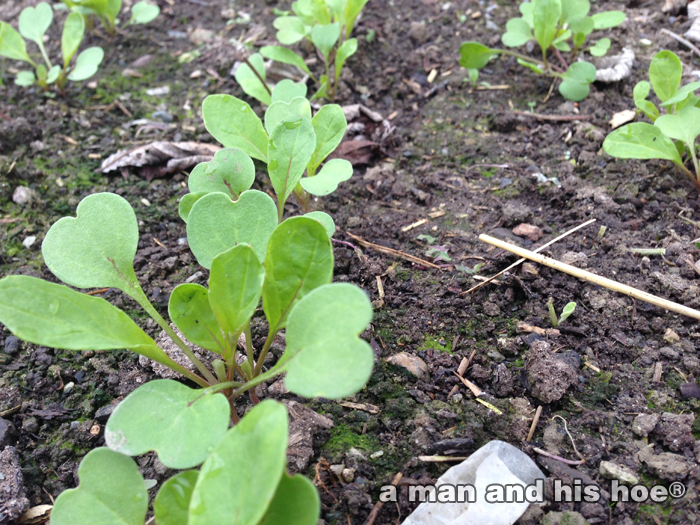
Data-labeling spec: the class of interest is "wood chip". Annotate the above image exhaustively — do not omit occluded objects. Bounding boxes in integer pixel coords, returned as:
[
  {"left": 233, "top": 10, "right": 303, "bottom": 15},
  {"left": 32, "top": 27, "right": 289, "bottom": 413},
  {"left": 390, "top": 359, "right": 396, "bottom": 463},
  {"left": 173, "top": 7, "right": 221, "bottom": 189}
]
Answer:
[
  {"left": 516, "top": 322, "right": 560, "bottom": 338},
  {"left": 428, "top": 209, "right": 446, "bottom": 218},
  {"left": 401, "top": 218, "right": 429, "bottom": 232},
  {"left": 339, "top": 401, "right": 380, "bottom": 414}
]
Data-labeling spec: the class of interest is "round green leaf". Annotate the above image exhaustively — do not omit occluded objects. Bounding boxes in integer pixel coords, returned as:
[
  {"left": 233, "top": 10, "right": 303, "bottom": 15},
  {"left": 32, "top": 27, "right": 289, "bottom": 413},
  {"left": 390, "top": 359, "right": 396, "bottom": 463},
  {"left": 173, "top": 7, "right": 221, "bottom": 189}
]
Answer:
[
  {"left": 51, "top": 448, "right": 148, "bottom": 525},
  {"left": 655, "top": 106, "right": 700, "bottom": 147},
  {"left": 62, "top": 12, "right": 85, "bottom": 68},
  {"left": 169, "top": 283, "right": 224, "bottom": 353},
  {"left": 259, "top": 474, "right": 320, "bottom": 525},
  {"left": 130, "top": 1, "right": 159, "bottom": 24},
  {"left": 187, "top": 190, "right": 278, "bottom": 269},
  {"left": 458, "top": 42, "right": 496, "bottom": 69},
  {"left": 234, "top": 53, "right": 272, "bottom": 106},
  {"left": 154, "top": 471, "right": 200, "bottom": 525},
  {"left": 561, "top": 0, "right": 590, "bottom": 22},
  {"left": 268, "top": 116, "right": 316, "bottom": 204},
  {"left": 304, "top": 211, "right": 336, "bottom": 237},
  {"left": 188, "top": 148, "right": 255, "bottom": 199},
  {"left": 46, "top": 64, "right": 60, "bottom": 83},
  {"left": 570, "top": 16, "right": 594, "bottom": 36},
  {"left": 261, "top": 46, "right": 313, "bottom": 78},
  {"left": 558, "top": 61, "right": 596, "bottom": 101},
  {"left": 588, "top": 38, "right": 610, "bottom": 57},
  {"left": 308, "top": 104, "right": 347, "bottom": 174},
  {"left": 179, "top": 191, "right": 207, "bottom": 223},
  {"left": 273, "top": 16, "right": 307, "bottom": 45},
  {"left": 283, "top": 283, "right": 373, "bottom": 399},
  {"left": 105, "top": 380, "right": 230, "bottom": 469},
  {"left": 14, "top": 70, "right": 35, "bottom": 86},
  {"left": 263, "top": 216, "right": 333, "bottom": 330},
  {"left": 189, "top": 400, "right": 288, "bottom": 525},
  {"left": 42, "top": 192, "right": 139, "bottom": 291},
  {"left": 67, "top": 46, "right": 104, "bottom": 81},
  {"left": 650, "top": 50, "right": 682, "bottom": 103},
  {"left": 19, "top": 2, "right": 53, "bottom": 48},
  {"left": 591, "top": 10, "right": 625, "bottom": 29},
  {"left": 271, "top": 78, "right": 309, "bottom": 103},
  {"left": 603, "top": 122, "right": 682, "bottom": 164},
  {"left": 300, "top": 158, "right": 352, "bottom": 196},
  {"left": 501, "top": 18, "right": 532, "bottom": 47},
  {"left": 265, "top": 97, "right": 312, "bottom": 135}
]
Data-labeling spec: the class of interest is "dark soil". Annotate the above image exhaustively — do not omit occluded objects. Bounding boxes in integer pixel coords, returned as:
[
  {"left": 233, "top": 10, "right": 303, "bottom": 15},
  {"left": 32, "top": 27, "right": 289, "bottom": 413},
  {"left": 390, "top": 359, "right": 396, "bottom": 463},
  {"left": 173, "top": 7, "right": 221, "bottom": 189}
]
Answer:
[{"left": 2, "top": 0, "right": 700, "bottom": 524}]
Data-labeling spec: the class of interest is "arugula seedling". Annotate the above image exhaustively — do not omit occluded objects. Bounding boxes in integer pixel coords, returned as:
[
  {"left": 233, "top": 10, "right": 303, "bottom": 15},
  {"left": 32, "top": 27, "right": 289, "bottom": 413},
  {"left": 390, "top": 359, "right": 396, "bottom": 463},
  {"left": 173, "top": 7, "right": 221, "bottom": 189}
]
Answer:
[
  {"left": 232, "top": 0, "right": 368, "bottom": 102},
  {"left": 0, "top": 4, "right": 103, "bottom": 93},
  {"left": 548, "top": 297, "right": 576, "bottom": 327},
  {"left": 458, "top": 0, "right": 625, "bottom": 101},
  {"left": 195, "top": 90, "right": 352, "bottom": 216},
  {"left": 603, "top": 50, "right": 700, "bottom": 191},
  {"left": 59, "top": 0, "right": 159, "bottom": 35}
]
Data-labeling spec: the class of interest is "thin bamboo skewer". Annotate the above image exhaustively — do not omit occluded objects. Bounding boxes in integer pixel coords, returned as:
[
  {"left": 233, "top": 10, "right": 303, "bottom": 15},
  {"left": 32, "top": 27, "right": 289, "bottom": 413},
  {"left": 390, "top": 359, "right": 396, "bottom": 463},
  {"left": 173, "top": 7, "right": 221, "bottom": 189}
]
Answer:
[{"left": 479, "top": 234, "right": 700, "bottom": 321}]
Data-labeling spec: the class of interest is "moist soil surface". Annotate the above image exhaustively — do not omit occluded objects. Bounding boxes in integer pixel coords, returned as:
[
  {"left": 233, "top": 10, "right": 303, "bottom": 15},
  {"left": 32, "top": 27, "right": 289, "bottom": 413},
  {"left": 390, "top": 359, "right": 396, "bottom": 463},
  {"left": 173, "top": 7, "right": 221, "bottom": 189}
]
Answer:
[{"left": 2, "top": 1, "right": 700, "bottom": 524}]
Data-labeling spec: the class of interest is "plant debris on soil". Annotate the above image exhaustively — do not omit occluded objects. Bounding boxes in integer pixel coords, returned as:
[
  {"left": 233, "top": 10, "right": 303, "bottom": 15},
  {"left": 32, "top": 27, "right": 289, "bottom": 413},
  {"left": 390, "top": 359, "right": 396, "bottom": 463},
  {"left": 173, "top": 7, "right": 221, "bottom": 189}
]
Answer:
[{"left": 3, "top": 1, "right": 700, "bottom": 524}]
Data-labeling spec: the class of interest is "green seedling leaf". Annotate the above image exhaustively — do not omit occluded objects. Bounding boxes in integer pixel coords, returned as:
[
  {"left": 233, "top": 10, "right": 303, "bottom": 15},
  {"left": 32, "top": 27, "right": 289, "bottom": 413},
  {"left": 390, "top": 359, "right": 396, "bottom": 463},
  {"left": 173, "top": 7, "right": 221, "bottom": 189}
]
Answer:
[
  {"left": 18, "top": 3, "right": 53, "bottom": 49},
  {"left": 501, "top": 17, "right": 533, "bottom": 47},
  {"left": 265, "top": 97, "right": 313, "bottom": 135},
  {"left": 603, "top": 122, "right": 682, "bottom": 164},
  {"left": 312, "top": 22, "right": 340, "bottom": 62},
  {"left": 130, "top": 1, "right": 159, "bottom": 24},
  {"left": 633, "top": 81, "right": 659, "bottom": 121},
  {"left": 259, "top": 474, "right": 320, "bottom": 525},
  {"left": 274, "top": 16, "right": 307, "bottom": 45},
  {"left": 268, "top": 116, "right": 316, "bottom": 204},
  {"left": 15, "top": 70, "right": 35, "bottom": 86},
  {"left": 458, "top": 41, "right": 496, "bottom": 69},
  {"left": 520, "top": 2, "right": 534, "bottom": 27},
  {"left": 263, "top": 217, "right": 333, "bottom": 330},
  {"left": 36, "top": 64, "right": 48, "bottom": 83},
  {"left": 208, "top": 244, "right": 265, "bottom": 338},
  {"left": 187, "top": 190, "right": 278, "bottom": 268},
  {"left": 169, "top": 283, "right": 224, "bottom": 353},
  {"left": 188, "top": 148, "right": 255, "bottom": 200},
  {"left": 661, "top": 81, "right": 700, "bottom": 107},
  {"left": 591, "top": 10, "right": 625, "bottom": 29},
  {"left": 517, "top": 58, "right": 544, "bottom": 74},
  {"left": 533, "top": 0, "right": 561, "bottom": 54},
  {"left": 46, "top": 64, "right": 60, "bottom": 83},
  {"left": 283, "top": 283, "right": 373, "bottom": 398},
  {"left": 105, "top": 0, "right": 122, "bottom": 25},
  {"left": 105, "top": 380, "right": 230, "bottom": 469},
  {"left": 202, "top": 94, "right": 269, "bottom": 162},
  {"left": 154, "top": 471, "right": 199, "bottom": 525},
  {"left": 0, "top": 22, "right": 33, "bottom": 63},
  {"left": 304, "top": 211, "right": 336, "bottom": 237},
  {"left": 573, "top": 32, "right": 586, "bottom": 48},
  {"left": 235, "top": 53, "right": 272, "bottom": 106},
  {"left": 301, "top": 158, "right": 352, "bottom": 196},
  {"left": 308, "top": 104, "right": 347, "bottom": 174},
  {"left": 678, "top": 95, "right": 700, "bottom": 110},
  {"left": 179, "top": 192, "right": 206, "bottom": 223},
  {"left": 51, "top": 448, "right": 148, "bottom": 525},
  {"left": 61, "top": 12, "right": 85, "bottom": 68},
  {"left": 189, "top": 400, "right": 288, "bottom": 525},
  {"left": 42, "top": 192, "right": 139, "bottom": 291},
  {"left": 588, "top": 38, "right": 610, "bottom": 57},
  {"left": 311, "top": 74, "right": 329, "bottom": 101},
  {"left": 335, "top": 37, "right": 357, "bottom": 82},
  {"left": 67, "top": 46, "right": 104, "bottom": 81},
  {"left": 561, "top": 0, "right": 590, "bottom": 22},
  {"left": 570, "top": 16, "right": 594, "bottom": 36},
  {"left": 261, "top": 46, "right": 313, "bottom": 78},
  {"left": 553, "top": 40, "right": 571, "bottom": 52},
  {"left": 559, "top": 302, "right": 576, "bottom": 324},
  {"left": 649, "top": 50, "right": 682, "bottom": 103},
  {"left": 271, "top": 78, "right": 308, "bottom": 102},
  {"left": 345, "top": 0, "right": 369, "bottom": 36},
  {"left": 655, "top": 105, "right": 700, "bottom": 148},
  {"left": 558, "top": 60, "right": 596, "bottom": 101}
]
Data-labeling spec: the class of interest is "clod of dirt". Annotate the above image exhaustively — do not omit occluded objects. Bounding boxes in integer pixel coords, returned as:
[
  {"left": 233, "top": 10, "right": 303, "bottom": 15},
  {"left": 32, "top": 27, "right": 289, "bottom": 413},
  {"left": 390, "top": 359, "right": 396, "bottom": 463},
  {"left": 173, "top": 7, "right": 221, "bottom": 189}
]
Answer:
[
  {"left": 652, "top": 412, "right": 696, "bottom": 452},
  {"left": 0, "top": 447, "right": 29, "bottom": 522},
  {"left": 268, "top": 377, "right": 289, "bottom": 396},
  {"left": 284, "top": 400, "right": 333, "bottom": 473},
  {"left": 408, "top": 21, "right": 428, "bottom": 43},
  {"left": 0, "top": 117, "right": 39, "bottom": 154},
  {"left": 599, "top": 461, "right": 639, "bottom": 485},
  {"left": 12, "top": 186, "right": 37, "bottom": 206},
  {"left": 636, "top": 444, "right": 691, "bottom": 480},
  {"left": 680, "top": 381, "right": 700, "bottom": 399},
  {"left": 524, "top": 341, "right": 578, "bottom": 403},
  {"left": 384, "top": 352, "right": 428, "bottom": 378},
  {"left": 631, "top": 413, "right": 659, "bottom": 437},
  {"left": 501, "top": 201, "right": 532, "bottom": 225},
  {"left": 541, "top": 511, "right": 589, "bottom": 525},
  {"left": 0, "top": 418, "right": 17, "bottom": 447}
]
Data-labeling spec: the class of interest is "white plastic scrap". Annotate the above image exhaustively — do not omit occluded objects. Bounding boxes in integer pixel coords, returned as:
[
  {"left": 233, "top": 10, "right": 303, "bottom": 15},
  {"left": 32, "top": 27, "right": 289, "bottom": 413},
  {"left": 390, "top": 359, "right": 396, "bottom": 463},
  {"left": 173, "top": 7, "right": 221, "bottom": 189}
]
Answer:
[
  {"left": 403, "top": 440, "right": 545, "bottom": 525},
  {"left": 686, "top": 1, "right": 700, "bottom": 43},
  {"left": 532, "top": 172, "right": 561, "bottom": 187},
  {"left": 595, "top": 47, "right": 635, "bottom": 83}
]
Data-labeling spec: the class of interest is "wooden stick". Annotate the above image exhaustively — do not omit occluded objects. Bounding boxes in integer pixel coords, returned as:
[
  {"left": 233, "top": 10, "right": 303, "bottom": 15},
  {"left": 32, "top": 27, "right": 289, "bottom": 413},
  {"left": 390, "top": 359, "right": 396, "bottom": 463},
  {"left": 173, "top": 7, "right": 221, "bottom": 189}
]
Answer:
[
  {"left": 363, "top": 472, "right": 403, "bottom": 525},
  {"left": 345, "top": 231, "right": 441, "bottom": 269},
  {"left": 479, "top": 234, "right": 700, "bottom": 321},
  {"left": 660, "top": 28, "right": 700, "bottom": 59},
  {"left": 461, "top": 218, "right": 596, "bottom": 295},
  {"left": 511, "top": 110, "right": 593, "bottom": 121},
  {"left": 527, "top": 406, "right": 543, "bottom": 442}
]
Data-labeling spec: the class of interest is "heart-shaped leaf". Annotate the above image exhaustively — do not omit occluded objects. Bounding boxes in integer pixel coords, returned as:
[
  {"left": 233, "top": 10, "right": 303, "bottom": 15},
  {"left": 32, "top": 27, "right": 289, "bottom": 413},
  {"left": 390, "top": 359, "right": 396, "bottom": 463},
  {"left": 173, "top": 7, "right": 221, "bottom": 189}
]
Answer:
[
  {"left": 308, "top": 104, "right": 347, "bottom": 175},
  {"left": 234, "top": 53, "right": 272, "bottom": 106},
  {"left": 458, "top": 42, "right": 496, "bottom": 69},
  {"left": 179, "top": 191, "right": 207, "bottom": 223},
  {"left": 188, "top": 148, "right": 255, "bottom": 200},
  {"left": 259, "top": 473, "right": 320, "bottom": 525},
  {"left": 591, "top": 10, "right": 625, "bottom": 29},
  {"left": 301, "top": 158, "right": 352, "bottom": 196},
  {"left": 649, "top": 50, "right": 682, "bottom": 103},
  {"left": 655, "top": 106, "right": 700, "bottom": 148},
  {"left": 273, "top": 16, "right": 307, "bottom": 45},
  {"left": 187, "top": 190, "right": 278, "bottom": 269},
  {"left": 154, "top": 471, "right": 199, "bottom": 525},
  {"left": 268, "top": 116, "right": 316, "bottom": 205},
  {"left": 105, "top": 380, "right": 230, "bottom": 469},
  {"left": 50, "top": 448, "right": 148, "bottom": 525},
  {"left": 203, "top": 94, "right": 269, "bottom": 162},
  {"left": 189, "top": 400, "right": 288, "bottom": 525},
  {"left": 130, "top": 1, "right": 159, "bottom": 24},
  {"left": 263, "top": 216, "right": 333, "bottom": 331},
  {"left": 533, "top": 0, "right": 561, "bottom": 53},
  {"left": 42, "top": 192, "right": 139, "bottom": 292},
  {"left": 312, "top": 22, "right": 340, "bottom": 61},
  {"left": 304, "top": 211, "right": 335, "bottom": 237},
  {"left": 558, "top": 61, "right": 596, "bottom": 101},
  {"left": 19, "top": 3, "right": 53, "bottom": 49},
  {"left": 271, "top": 78, "right": 308, "bottom": 103},
  {"left": 501, "top": 18, "right": 532, "bottom": 47},
  {"left": 282, "top": 283, "right": 373, "bottom": 399},
  {"left": 14, "top": 70, "right": 35, "bottom": 86},
  {"left": 603, "top": 122, "right": 682, "bottom": 164},
  {"left": 261, "top": 46, "right": 313, "bottom": 78},
  {"left": 334, "top": 37, "right": 357, "bottom": 82},
  {"left": 62, "top": 12, "right": 85, "bottom": 68},
  {"left": 169, "top": 284, "right": 224, "bottom": 354},
  {"left": 588, "top": 38, "right": 610, "bottom": 57},
  {"left": 0, "top": 22, "right": 33, "bottom": 64},
  {"left": 67, "top": 46, "right": 104, "bottom": 81},
  {"left": 208, "top": 244, "right": 265, "bottom": 338},
  {"left": 265, "top": 97, "right": 312, "bottom": 135}
]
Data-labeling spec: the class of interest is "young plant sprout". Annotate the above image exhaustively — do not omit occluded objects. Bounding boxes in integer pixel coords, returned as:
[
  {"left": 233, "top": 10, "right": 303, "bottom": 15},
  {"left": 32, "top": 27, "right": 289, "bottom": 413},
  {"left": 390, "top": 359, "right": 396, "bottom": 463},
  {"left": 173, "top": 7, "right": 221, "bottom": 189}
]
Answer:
[
  {"left": 603, "top": 50, "right": 700, "bottom": 192},
  {"left": 458, "top": 0, "right": 625, "bottom": 101},
  {"left": 548, "top": 297, "right": 576, "bottom": 327},
  {"left": 59, "top": 0, "right": 159, "bottom": 36},
  {"left": 0, "top": 4, "right": 103, "bottom": 92}
]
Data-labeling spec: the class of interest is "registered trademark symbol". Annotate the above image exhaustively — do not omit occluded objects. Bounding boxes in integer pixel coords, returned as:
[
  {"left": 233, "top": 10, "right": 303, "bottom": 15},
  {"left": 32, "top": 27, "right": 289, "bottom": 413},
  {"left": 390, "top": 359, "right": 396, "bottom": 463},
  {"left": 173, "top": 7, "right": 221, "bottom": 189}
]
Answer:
[{"left": 669, "top": 482, "right": 686, "bottom": 499}]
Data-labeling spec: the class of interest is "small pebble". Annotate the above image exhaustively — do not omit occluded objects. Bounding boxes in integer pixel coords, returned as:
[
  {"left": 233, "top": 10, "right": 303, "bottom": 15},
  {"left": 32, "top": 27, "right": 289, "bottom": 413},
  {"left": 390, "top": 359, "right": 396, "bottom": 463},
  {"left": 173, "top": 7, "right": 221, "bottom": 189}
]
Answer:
[
  {"left": 186, "top": 271, "right": 204, "bottom": 283},
  {"left": 22, "top": 236, "right": 36, "bottom": 249},
  {"left": 141, "top": 198, "right": 151, "bottom": 206}
]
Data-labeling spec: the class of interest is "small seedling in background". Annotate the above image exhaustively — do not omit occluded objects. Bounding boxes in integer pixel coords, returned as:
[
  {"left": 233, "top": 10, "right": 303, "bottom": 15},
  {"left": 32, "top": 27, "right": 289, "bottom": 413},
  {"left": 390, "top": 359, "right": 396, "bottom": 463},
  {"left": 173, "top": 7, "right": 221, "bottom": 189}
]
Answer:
[
  {"left": 548, "top": 297, "right": 576, "bottom": 327},
  {"left": 603, "top": 50, "right": 700, "bottom": 192},
  {"left": 528, "top": 100, "right": 537, "bottom": 113},
  {"left": 468, "top": 68, "right": 479, "bottom": 88},
  {"left": 458, "top": 0, "right": 625, "bottom": 101},
  {"left": 59, "top": 0, "right": 159, "bottom": 35},
  {"left": 0, "top": 4, "right": 103, "bottom": 92}
]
